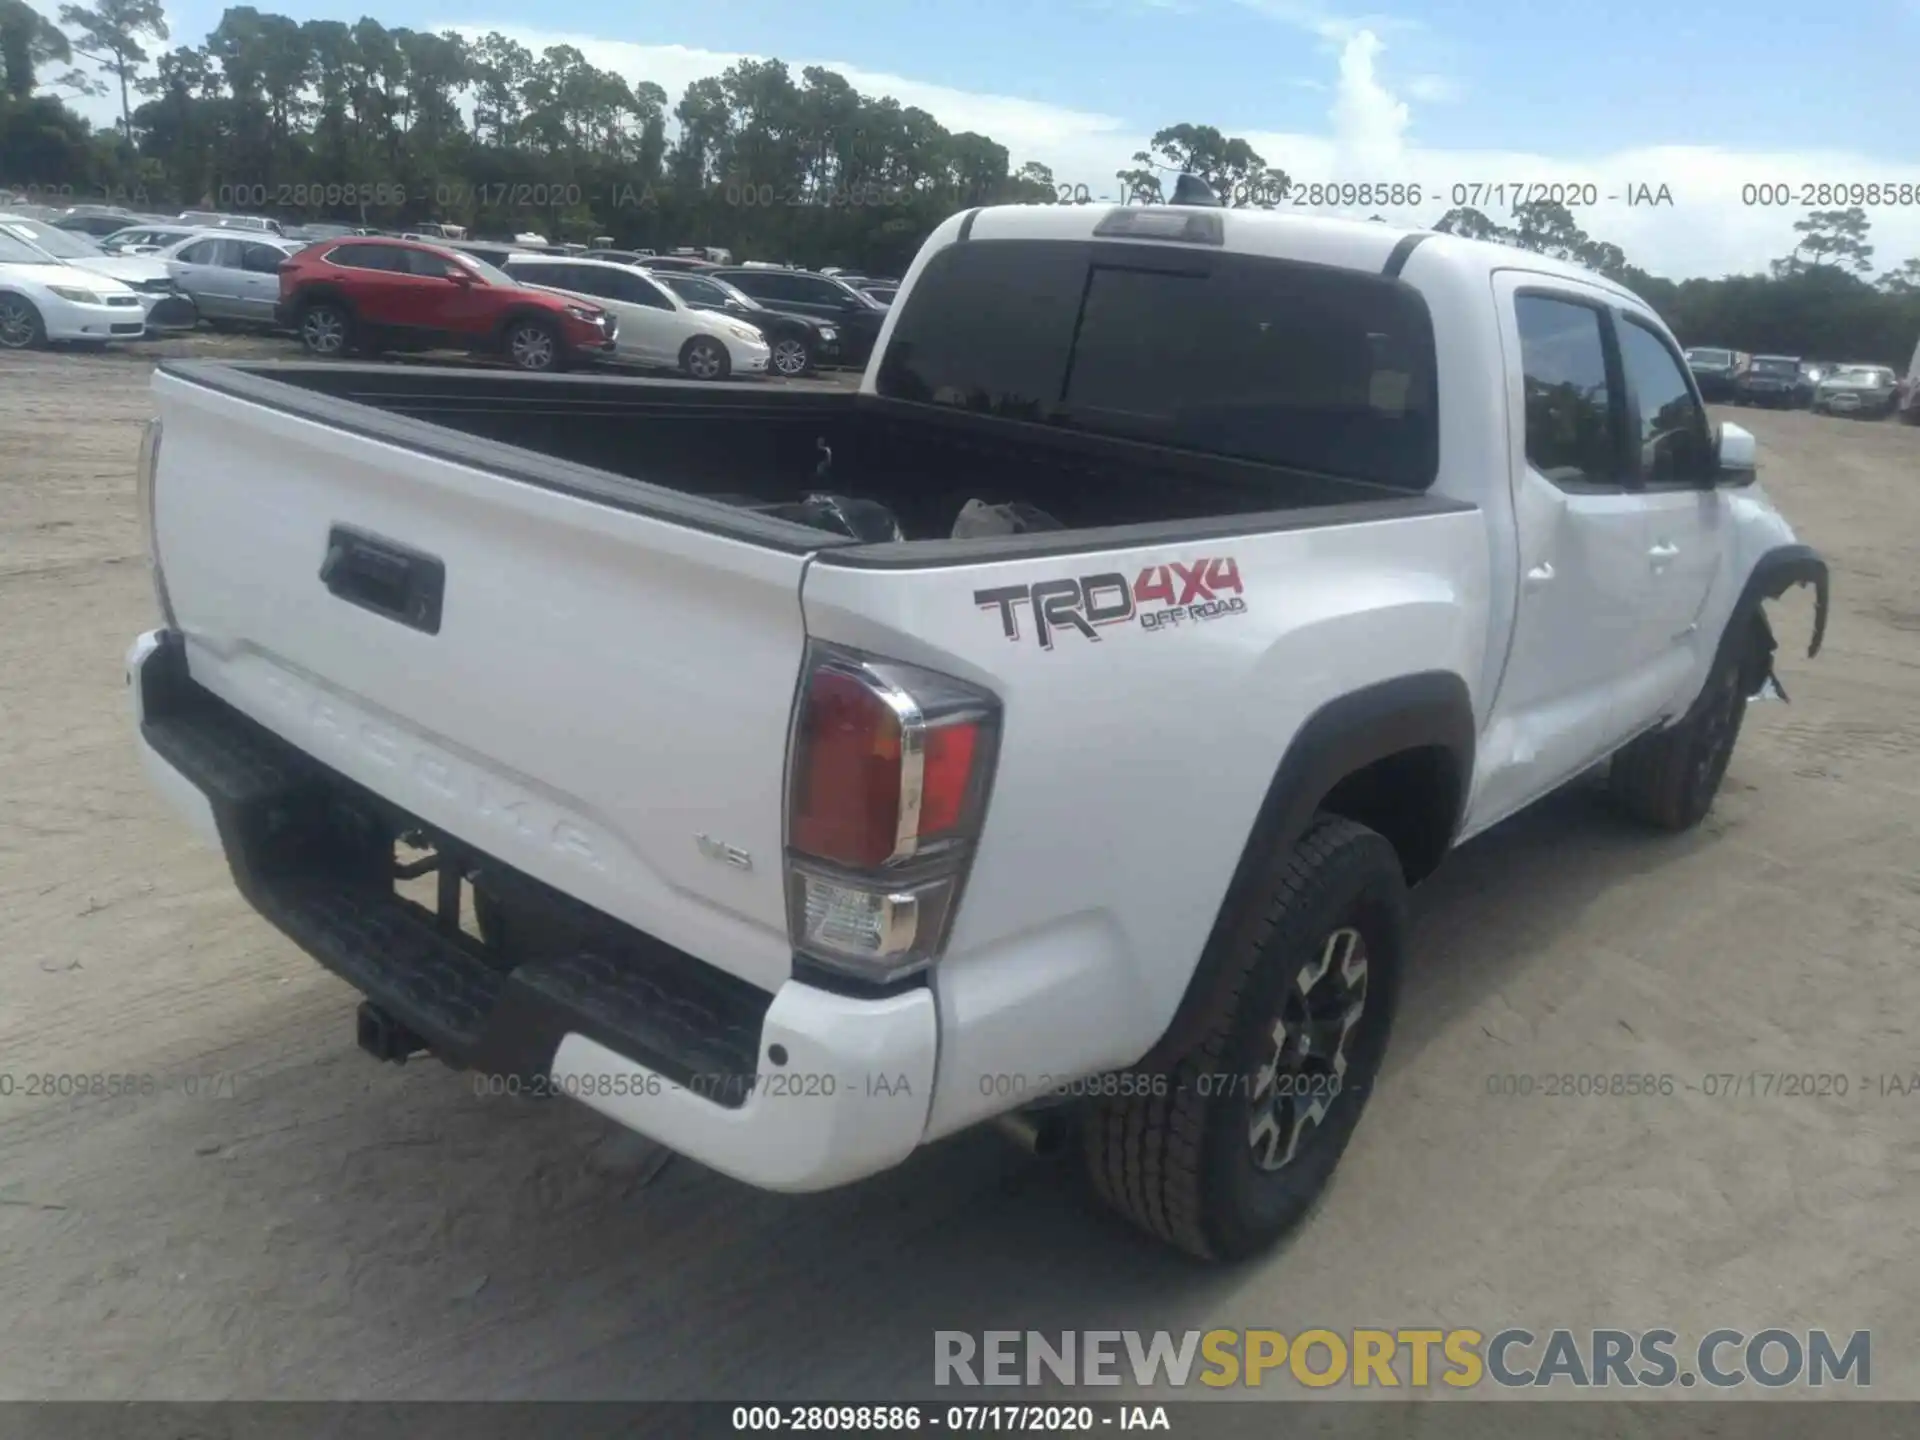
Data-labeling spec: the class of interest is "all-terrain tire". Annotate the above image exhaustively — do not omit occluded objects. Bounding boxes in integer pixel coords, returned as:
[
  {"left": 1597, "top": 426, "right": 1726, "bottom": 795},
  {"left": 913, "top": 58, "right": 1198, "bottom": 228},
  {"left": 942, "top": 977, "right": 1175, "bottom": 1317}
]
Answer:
[
  {"left": 1608, "top": 617, "right": 1764, "bottom": 831},
  {"left": 1083, "top": 815, "right": 1408, "bottom": 1261}
]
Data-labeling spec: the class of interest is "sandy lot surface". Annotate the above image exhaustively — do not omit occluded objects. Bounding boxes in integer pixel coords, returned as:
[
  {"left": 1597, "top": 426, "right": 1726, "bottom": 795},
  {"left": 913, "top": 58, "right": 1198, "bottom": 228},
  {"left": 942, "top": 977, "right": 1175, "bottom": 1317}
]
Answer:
[{"left": 1, "top": 341, "right": 1916, "bottom": 1405}]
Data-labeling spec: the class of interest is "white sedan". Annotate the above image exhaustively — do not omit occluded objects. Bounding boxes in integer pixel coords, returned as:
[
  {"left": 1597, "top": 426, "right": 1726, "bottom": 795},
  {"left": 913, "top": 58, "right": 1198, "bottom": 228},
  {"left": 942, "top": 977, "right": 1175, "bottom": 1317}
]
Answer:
[
  {"left": 0, "top": 228, "right": 148, "bottom": 348},
  {"left": 0, "top": 214, "right": 200, "bottom": 333},
  {"left": 501, "top": 254, "right": 771, "bottom": 380}
]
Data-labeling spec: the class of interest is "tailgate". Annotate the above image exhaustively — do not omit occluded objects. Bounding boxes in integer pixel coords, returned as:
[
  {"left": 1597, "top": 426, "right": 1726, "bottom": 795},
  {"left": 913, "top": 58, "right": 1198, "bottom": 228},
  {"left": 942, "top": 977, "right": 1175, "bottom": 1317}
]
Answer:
[{"left": 149, "top": 367, "right": 809, "bottom": 993}]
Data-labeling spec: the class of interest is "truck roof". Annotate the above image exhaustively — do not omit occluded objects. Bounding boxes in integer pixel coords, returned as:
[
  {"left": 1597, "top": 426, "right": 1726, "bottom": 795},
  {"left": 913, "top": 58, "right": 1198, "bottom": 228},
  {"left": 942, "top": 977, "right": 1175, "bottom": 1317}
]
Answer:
[{"left": 957, "top": 202, "right": 1646, "bottom": 306}]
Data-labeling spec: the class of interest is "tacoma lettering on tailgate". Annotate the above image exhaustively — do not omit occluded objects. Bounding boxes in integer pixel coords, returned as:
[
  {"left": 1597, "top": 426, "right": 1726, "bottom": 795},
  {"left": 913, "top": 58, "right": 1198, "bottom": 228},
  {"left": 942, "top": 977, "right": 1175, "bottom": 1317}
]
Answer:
[{"left": 254, "top": 668, "right": 609, "bottom": 871}]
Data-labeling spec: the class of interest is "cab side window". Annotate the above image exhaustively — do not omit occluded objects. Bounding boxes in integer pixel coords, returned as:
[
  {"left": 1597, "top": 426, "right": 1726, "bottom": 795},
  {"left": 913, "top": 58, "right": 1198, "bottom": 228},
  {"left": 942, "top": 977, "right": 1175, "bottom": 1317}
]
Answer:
[
  {"left": 1616, "top": 318, "right": 1715, "bottom": 486},
  {"left": 1514, "top": 294, "right": 1622, "bottom": 488}
]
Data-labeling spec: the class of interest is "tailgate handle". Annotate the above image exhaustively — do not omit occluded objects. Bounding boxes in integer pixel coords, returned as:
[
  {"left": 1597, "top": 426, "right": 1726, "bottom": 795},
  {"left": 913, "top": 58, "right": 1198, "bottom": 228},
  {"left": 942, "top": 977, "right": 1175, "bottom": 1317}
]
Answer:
[{"left": 320, "top": 525, "right": 445, "bottom": 635}]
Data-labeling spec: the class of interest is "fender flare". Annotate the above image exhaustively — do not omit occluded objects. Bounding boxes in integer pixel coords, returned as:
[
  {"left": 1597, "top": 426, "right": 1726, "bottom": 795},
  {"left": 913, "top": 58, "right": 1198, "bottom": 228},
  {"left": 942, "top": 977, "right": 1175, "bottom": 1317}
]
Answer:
[
  {"left": 1137, "top": 670, "right": 1476, "bottom": 1071},
  {"left": 1730, "top": 543, "right": 1829, "bottom": 664}
]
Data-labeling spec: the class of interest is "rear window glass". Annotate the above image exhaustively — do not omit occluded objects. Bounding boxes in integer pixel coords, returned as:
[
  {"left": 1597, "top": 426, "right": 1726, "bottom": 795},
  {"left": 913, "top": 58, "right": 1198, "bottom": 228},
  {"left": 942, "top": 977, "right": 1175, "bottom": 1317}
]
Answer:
[{"left": 876, "top": 240, "right": 1438, "bottom": 490}]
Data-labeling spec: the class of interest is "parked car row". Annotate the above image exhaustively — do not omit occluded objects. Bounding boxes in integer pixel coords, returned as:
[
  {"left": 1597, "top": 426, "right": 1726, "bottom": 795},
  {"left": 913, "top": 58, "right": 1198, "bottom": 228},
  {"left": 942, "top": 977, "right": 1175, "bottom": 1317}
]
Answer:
[
  {"left": 0, "top": 212, "right": 201, "bottom": 347},
  {"left": 0, "top": 217, "right": 875, "bottom": 383},
  {"left": 443, "top": 240, "right": 893, "bottom": 371},
  {"left": 1682, "top": 343, "right": 1906, "bottom": 419},
  {"left": 265, "top": 234, "right": 878, "bottom": 378}
]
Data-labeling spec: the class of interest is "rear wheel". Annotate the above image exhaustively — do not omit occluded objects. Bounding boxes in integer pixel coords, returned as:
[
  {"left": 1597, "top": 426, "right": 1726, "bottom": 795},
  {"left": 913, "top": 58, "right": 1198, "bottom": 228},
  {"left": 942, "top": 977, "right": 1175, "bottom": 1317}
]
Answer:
[
  {"left": 0, "top": 294, "right": 47, "bottom": 350},
  {"left": 769, "top": 334, "right": 813, "bottom": 377},
  {"left": 1083, "top": 816, "right": 1406, "bottom": 1260},
  {"left": 505, "top": 317, "right": 564, "bottom": 372},
  {"left": 298, "top": 300, "right": 353, "bottom": 358},
  {"left": 681, "top": 335, "right": 731, "bottom": 381}
]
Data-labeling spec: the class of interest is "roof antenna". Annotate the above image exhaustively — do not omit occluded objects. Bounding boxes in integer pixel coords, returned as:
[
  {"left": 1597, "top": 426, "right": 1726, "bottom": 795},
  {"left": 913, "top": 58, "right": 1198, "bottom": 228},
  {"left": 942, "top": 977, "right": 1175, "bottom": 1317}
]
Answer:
[{"left": 1169, "top": 173, "right": 1224, "bottom": 208}]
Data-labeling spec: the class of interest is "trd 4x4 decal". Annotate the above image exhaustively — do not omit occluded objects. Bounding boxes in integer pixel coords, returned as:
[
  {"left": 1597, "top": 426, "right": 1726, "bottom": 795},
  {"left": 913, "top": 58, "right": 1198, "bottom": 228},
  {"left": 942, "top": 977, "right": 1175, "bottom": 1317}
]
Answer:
[{"left": 975, "top": 558, "right": 1247, "bottom": 650}]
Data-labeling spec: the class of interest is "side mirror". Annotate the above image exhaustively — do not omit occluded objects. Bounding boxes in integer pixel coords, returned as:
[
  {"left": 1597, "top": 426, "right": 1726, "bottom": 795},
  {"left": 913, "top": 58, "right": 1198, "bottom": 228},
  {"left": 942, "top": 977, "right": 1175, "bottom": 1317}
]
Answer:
[
  {"left": 1713, "top": 420, "right": 1756, "bottom": 486},
  {"left": 444, "top": 265, "right": 473, "bottom": 285}
]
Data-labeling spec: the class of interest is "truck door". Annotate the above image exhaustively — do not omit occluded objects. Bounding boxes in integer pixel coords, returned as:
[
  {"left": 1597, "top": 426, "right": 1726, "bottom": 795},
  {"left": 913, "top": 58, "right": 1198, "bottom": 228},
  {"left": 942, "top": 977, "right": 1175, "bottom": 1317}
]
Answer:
[
  {"left": 1611, "top": 311, "right": 1727, "bottom": 728},
  {"left": 1470, "top": 276, "right": 1666, "bottom": 829}
]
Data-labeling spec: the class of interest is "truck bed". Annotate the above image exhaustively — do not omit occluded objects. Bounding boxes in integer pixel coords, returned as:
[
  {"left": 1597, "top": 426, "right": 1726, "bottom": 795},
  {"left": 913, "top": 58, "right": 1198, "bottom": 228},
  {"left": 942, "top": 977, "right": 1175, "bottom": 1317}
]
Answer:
[
  {"left": 140, "top": 333, "right": 1490, "bottom": 1171},
  {"left": 161, "top": 360, "right": 1437, "bottom": 548}
]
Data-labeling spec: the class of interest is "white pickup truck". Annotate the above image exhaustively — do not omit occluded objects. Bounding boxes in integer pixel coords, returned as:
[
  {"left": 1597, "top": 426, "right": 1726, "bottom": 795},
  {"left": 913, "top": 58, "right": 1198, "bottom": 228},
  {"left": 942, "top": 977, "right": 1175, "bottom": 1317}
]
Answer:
[{"left": 127, "top": 196, "right": 1828, "bottom": 1260}]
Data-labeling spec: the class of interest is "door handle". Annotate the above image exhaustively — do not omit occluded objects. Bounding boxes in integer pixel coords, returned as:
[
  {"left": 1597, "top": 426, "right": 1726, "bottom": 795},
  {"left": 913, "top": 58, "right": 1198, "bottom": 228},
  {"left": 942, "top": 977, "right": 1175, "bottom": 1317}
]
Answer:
[
  {"left": 1524, "top": 561, "right": 1555, "bottom": 589},
  {"left": 1648, "top": 542, "right": 1679, "bottom": 569}
]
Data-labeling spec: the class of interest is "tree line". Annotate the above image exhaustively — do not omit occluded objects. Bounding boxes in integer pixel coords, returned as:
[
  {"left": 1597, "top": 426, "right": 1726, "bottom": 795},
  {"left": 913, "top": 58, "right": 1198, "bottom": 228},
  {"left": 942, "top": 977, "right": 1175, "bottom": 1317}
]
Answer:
[
  {"left": 0, "top": 0, "right": 1064, "bottom": 274},
  {"left": 2, "top": 0, "right": 1917, "bottom": 363}
]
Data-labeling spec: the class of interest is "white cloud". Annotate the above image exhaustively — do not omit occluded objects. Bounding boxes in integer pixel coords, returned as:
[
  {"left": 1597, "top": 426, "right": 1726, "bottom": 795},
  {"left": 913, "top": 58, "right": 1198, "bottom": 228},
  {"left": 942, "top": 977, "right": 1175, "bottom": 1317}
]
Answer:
[
  {"left": 1231, "top": 0, "right": 1422, "bottom": 43},
  {"left": 1328, "top": 30, "right": 1409, "bottom": 172},
  {"left": 1406, "top": 74, "right": 1461, "bottom": 103}
]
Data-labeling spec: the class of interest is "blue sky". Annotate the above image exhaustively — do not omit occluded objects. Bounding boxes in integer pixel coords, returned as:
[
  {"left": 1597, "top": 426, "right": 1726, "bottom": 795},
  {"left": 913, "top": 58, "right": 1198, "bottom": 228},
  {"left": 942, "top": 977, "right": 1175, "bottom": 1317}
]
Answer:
[{"left": 35, "top": 0, "right": 1920, "bottom": 278}]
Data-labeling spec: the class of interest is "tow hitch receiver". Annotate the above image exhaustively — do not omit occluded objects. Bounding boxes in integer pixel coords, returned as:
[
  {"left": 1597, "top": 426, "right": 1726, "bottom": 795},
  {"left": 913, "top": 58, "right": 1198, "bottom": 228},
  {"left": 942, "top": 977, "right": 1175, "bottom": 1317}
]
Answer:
[{"left": 357, "top": 1000, "right": 426, "bottom": 1064}]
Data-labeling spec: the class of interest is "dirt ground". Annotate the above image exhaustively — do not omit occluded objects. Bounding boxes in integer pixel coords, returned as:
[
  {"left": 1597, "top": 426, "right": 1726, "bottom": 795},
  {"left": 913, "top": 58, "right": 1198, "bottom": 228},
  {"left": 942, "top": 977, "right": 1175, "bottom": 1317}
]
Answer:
[{"left": 1, "top": 339, "right": 1917, "bottom": 1404}]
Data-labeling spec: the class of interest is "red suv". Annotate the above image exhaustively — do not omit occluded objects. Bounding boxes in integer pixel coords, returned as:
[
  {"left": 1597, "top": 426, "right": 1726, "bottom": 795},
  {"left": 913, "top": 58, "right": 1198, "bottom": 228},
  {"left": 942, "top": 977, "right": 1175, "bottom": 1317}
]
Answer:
[{"left": 276, "top": 237, "right": 617, "bottom": 371}]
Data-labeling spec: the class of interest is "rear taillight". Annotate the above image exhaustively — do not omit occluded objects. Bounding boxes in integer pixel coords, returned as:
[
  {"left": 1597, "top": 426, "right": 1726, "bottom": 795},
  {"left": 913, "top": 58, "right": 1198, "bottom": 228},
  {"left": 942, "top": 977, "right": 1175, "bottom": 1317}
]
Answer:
[
  {"left": 785, "top": 644, "right": 1000, "bottom": 983},
  {"left": 136, "top": 417, "right": 177, "bottom": 628}
]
